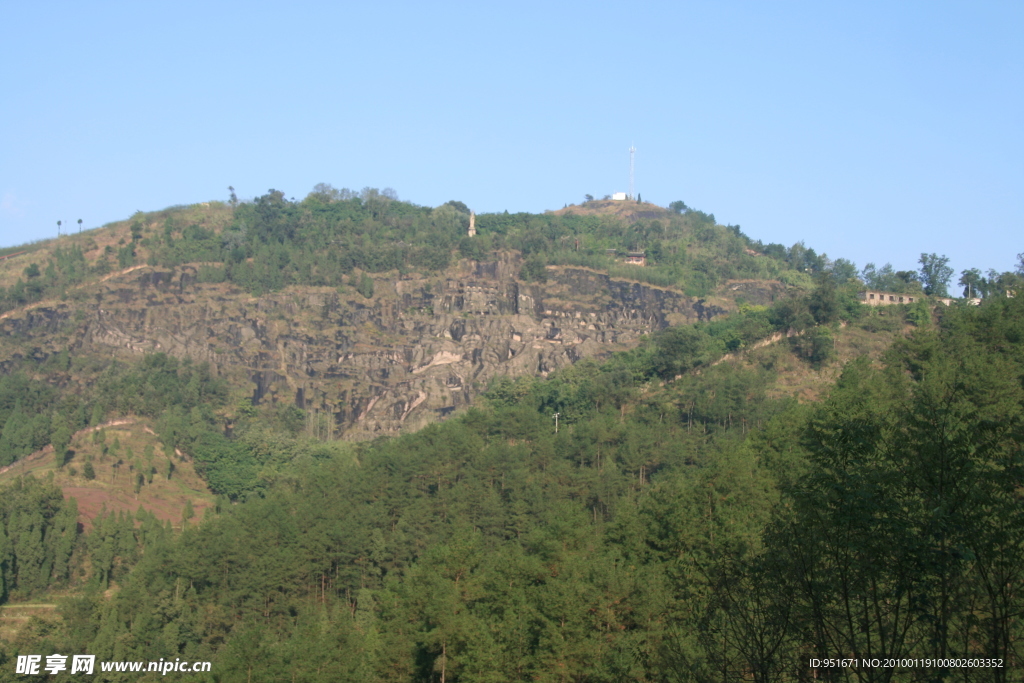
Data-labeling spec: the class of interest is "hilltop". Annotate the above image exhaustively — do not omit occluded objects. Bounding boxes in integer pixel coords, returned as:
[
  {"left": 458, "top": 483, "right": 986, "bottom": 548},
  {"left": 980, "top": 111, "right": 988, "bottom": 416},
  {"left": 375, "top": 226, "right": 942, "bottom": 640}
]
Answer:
[
  {"left": 550, "top": 198, "right": 675, "bottom": 221},
  {"left": 0, "top": 191, "right": 816, "bottom": 449}
]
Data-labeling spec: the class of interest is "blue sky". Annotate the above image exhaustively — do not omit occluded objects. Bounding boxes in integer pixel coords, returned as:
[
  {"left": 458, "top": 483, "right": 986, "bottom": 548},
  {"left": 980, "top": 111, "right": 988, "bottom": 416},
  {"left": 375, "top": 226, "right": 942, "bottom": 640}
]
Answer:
[{"left": 2, "top": 1, "right": 1021, "bottom": 282}]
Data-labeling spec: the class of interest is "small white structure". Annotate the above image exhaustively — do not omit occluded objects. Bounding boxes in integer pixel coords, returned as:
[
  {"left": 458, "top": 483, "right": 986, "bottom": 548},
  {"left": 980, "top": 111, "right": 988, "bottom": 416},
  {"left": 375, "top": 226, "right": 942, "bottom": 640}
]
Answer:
[
  {"left": 468, "top": 211, "right": 476, "bottom": 237},
  {"left": 611, "top": 192, "right": 628, "bottom": 201}
]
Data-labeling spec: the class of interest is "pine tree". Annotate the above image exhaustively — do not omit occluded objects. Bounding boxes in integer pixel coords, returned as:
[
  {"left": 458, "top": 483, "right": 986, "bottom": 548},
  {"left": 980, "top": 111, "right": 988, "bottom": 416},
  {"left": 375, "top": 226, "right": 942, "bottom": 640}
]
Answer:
[
  {"left": 357, "top": 272, "right": 375, "bottom": 299},
  {"left": 11, "top": 508, "right": 46, "bottom": 593},
  {"left": 48, "top": 499, "right": 78, "bottom": 585},
  {"left": 0, "top": 401, "right": 28, "bottom": 466},
  {"left": 51, "top": 421, "right": 72, "bottom": 467},
  {"left": 0, "top": 524, "right": 9, "bottom": 601}
]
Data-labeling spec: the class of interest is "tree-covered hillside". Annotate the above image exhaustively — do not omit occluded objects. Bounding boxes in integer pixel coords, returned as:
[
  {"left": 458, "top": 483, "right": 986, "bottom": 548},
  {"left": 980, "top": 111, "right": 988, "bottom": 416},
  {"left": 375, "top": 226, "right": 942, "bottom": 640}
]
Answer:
[
  {"left": 1, "top": 188, "right": 1022, "bottom": 681},
  {"left": 1, "top": 282, "right": 1021, "bottom": 681}
]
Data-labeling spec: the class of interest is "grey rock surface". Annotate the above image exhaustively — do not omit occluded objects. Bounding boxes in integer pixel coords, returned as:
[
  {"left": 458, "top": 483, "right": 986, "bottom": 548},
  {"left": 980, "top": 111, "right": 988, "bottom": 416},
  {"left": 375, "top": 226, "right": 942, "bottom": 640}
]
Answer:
[{"left": 0, "top": 258, "right": 748, "bottom": 439}]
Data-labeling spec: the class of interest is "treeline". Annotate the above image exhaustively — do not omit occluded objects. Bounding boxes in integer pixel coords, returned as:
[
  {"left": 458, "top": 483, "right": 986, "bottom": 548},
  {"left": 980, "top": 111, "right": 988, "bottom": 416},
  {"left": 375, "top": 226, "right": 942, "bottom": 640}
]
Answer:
[
  {"left": 0, "top": 187, "right": 855, "bottom": 314},
  {"left": 861, "top": 253, "right": 1024, "bottom": 299},
  {"left": 4, "top": 188, "right": 1021, "bottom": 323},
  {"left": 176, "top": 188, "right": 821, "bottom": 297}
]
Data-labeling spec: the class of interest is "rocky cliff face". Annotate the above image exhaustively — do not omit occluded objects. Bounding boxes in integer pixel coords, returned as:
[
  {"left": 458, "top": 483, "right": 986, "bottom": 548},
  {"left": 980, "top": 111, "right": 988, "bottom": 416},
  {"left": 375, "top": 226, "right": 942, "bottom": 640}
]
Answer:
[{"left": 0, "top": 257, "right": 746, "bottom": 439}]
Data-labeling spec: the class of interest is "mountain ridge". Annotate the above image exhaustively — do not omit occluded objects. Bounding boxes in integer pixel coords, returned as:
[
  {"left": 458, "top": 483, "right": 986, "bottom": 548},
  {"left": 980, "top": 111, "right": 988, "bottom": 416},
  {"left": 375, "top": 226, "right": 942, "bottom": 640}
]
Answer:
[{"left": 0, "top": 193, "right": 800, "bottom": 442}]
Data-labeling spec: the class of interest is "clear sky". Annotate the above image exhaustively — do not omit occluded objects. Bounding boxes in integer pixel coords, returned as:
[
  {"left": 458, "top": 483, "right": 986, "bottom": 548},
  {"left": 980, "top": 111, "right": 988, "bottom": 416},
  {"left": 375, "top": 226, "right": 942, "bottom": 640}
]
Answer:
[{"left": 2, "top": 1, "right": 1021, "bottom": 283}]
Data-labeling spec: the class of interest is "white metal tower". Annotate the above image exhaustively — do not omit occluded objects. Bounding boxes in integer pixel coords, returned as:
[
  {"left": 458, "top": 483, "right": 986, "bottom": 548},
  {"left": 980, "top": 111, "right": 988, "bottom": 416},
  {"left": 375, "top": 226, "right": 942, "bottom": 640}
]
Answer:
[{"left": 629, "top": 145, "right": 636, "bottom": 200}]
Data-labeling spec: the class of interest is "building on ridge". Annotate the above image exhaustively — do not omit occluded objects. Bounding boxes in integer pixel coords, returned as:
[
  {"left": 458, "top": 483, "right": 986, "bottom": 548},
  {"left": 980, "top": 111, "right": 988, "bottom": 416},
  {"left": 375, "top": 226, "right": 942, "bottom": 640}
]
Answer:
[{"left": 859, "top": 290, "right": 919, "bottom": 306}]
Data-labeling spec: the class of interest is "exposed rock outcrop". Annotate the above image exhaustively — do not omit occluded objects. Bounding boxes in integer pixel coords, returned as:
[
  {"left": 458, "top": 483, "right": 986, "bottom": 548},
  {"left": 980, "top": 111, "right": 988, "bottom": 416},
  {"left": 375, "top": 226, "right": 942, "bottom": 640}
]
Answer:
[{"left": 0, "top": 258, "right": 732, "bottom": 439}]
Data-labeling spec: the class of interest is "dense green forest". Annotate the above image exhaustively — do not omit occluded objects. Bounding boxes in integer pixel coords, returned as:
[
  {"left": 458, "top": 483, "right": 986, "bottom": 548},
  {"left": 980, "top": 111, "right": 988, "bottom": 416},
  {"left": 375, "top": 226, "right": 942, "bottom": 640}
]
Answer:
[{"left": 1, "top": 280, "right": 1021, "bottom": 681}]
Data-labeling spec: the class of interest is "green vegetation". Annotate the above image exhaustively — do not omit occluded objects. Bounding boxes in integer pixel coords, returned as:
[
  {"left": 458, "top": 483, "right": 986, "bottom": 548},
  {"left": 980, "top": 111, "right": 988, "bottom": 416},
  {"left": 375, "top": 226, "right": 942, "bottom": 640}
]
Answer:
[
  {"left": 1, "top": 189, "right": 1022, "bottom": 680},
  {"left": 0, "top": 245, "right": 89, "bottom": 313},
  {"left": 4, "top": 189, "right": 1019, "bottom": 319},
  {"left": 0, "top": 187, "right": 880, "bottom": 314},
  {"left": 0, "top": 478, "right": 77, "bottom": 602},
  {"left": 0, "top": 273, "right": 1019, "bottom": 680},
  {"left": 0, "top": 354, "right": 226, "bottom": 472}
]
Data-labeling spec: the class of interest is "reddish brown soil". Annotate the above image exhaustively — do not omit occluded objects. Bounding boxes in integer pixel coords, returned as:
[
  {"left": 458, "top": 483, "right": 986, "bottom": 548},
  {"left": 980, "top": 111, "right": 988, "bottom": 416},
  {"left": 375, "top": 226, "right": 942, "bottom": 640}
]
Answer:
[
  {"left": 1, "top": 419, "right": 215, "bottom": 533},
  {"left": 63, "top": 486, "right": 211, "bottom": 532}
]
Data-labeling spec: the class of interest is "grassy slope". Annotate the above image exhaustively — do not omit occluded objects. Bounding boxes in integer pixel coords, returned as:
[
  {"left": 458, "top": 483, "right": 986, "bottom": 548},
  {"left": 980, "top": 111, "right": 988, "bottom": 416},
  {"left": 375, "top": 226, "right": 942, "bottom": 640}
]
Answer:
[
  {"left": 0, "top": 202, "right": 234, "bottom": 291},
  {"left": 0, "top": 603, "right": 59, "bottom": 642},
  {"left": 708, "top": 317, "right": 905, "bottom": 403},
  {"left": 0, "top": 419, "right": 215, "bottom": 532}
]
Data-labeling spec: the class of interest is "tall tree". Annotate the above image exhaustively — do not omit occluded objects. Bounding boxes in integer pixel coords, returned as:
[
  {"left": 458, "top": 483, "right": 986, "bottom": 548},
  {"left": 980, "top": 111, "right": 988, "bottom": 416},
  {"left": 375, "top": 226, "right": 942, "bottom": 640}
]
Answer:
[
  {"left": 958, "top": 267, "right": 987, "bottom": 298},
  {"left": 50, "top": 420, "right": 72, "bottom": 467},
  {"left": 919, "top": 252, "right": 953, "bottom": 297},
  {"left": 0, "top": 524, "right": 9, "bottom": 602},
  {"left": 0, "top": 401, "right": 30, "bottom": 466}
]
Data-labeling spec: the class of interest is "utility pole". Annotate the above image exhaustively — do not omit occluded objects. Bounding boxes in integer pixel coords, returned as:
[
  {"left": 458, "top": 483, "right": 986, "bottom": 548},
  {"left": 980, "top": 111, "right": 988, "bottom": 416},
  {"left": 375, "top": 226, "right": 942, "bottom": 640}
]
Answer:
[
  {"left": 553, "top": 412, "right": 560, "bottom": 434},
  {"left": 629, "top": 145, "right": 636, "bottom": 200}
]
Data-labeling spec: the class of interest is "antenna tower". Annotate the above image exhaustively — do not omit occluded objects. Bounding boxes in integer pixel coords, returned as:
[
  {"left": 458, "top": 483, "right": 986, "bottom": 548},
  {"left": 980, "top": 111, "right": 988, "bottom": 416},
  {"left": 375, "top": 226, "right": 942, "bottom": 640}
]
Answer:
[{"left": 629, "top": 145, "right": 636, "bottom": 200}]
